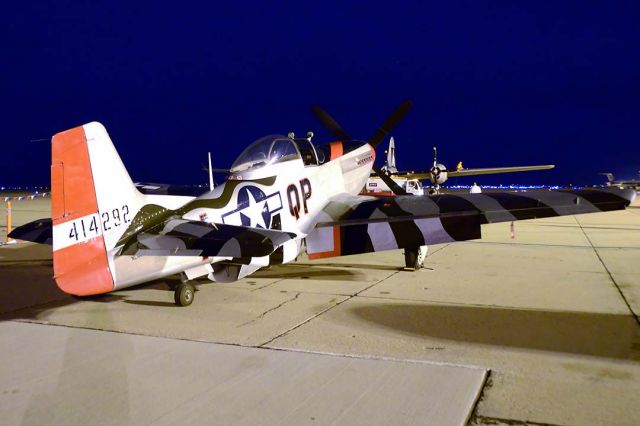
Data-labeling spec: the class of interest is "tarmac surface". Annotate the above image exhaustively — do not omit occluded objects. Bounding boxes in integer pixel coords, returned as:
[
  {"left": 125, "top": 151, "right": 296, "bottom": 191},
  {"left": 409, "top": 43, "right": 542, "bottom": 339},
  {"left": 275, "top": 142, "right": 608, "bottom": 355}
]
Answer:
[{"left": 1, "top": 194, "right": 639, "bottom": 425}]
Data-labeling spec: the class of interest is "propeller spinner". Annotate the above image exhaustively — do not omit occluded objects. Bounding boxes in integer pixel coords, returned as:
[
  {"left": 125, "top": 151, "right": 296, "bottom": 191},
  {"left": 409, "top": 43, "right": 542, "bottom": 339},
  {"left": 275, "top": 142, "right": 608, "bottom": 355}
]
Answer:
[{"left": 429, "top": 146, "right": 447, "bottom": 185}]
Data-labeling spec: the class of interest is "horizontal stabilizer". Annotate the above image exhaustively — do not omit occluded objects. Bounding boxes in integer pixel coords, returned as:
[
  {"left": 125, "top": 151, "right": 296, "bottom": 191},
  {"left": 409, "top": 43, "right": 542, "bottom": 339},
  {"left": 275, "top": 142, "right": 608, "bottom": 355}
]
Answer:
[
  {"left": 8, "top": 218, "right": 52, "bottom": 245},
  {"left": 135, "top": 182, "right": 208, "bottom": 197}
]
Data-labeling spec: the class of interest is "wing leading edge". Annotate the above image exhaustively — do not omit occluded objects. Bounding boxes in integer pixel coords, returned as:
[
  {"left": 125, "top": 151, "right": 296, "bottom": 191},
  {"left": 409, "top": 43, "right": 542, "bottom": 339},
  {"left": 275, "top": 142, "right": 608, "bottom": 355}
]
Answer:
[{"left": 306, "top": 188, "right": 635, "bottom": 259}]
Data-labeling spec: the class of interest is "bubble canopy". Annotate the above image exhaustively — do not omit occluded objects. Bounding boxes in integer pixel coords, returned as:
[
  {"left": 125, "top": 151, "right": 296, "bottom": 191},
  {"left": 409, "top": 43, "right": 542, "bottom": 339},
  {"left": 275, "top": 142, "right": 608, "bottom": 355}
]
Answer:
[{"left": 230, "top": 135, "right": 301, "bottom": 173}]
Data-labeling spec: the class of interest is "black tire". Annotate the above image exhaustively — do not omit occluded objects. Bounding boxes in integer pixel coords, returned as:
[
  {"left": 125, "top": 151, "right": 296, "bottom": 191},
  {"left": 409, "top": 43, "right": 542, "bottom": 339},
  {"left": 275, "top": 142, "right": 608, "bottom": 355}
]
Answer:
[
  {"left": 174, "top": 282, "right": 195, "bottom": 306},
  {"left": 404, "top": 248, "right": 419, "bottom": 270}
]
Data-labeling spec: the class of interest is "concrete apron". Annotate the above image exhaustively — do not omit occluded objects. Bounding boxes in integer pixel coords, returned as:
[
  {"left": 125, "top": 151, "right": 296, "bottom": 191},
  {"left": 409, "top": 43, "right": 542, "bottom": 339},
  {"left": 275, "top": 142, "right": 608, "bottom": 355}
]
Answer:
[{"left": 0, "top": 321, "right": 486, "bottom": 426}]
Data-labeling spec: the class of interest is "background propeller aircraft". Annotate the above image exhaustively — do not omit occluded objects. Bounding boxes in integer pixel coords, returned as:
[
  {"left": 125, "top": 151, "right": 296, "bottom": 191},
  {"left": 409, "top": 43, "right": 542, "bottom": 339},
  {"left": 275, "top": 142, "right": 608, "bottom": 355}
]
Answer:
[
  {"left": 421, "top": 146, "right": 555, "bottom": 193},
  {"left": 600, "top": 172, "right": 640, "bottom": 189},
  {"left": 10, "top": 102, "right": 636, "bottom": 306},
  {"left": 366, "top": 137, "right": 555, "bottom": 195}
]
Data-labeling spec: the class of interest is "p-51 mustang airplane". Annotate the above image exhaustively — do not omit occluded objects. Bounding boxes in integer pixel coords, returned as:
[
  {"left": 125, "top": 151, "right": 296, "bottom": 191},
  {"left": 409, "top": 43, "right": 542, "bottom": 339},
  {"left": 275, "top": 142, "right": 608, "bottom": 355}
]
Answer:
[{"left": 10, "top": 101, "right": 636, "bottom": 306}]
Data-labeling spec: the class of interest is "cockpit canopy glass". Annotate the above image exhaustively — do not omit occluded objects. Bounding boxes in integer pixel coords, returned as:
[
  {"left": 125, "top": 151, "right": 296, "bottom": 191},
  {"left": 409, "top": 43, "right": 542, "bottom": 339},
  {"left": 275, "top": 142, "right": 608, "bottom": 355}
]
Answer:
[{"left": 230, "top": 135, "right": 301, "bottom": 173}]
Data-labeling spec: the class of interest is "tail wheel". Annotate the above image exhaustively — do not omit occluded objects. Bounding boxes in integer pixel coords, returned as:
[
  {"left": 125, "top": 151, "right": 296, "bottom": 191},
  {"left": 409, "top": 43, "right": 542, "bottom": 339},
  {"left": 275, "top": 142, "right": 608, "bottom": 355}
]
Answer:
[{"left": 174, "top": 282, "right": 195, "bottom": 306}]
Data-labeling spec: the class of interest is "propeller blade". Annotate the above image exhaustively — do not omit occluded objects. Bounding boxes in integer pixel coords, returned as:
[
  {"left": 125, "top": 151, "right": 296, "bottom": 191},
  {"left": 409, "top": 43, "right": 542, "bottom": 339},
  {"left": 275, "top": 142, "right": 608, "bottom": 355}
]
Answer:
[
  {"left": 311, "top": 105, "right": 352, "bottom": 141},
  {"left": 368, "top": 99, "right": 414, "bottom": 149},
  {"left": 372, "top": 165, "right": 407, "bottom": 195}
]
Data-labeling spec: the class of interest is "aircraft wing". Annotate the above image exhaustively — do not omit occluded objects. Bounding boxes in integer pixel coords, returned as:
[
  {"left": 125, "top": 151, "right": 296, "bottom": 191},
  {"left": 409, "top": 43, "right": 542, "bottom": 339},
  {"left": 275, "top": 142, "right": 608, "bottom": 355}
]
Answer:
[
  {"left": 305, "top": 188, "right": 635, "bottom": 259},
  {"left": 447, "top": 164, "right": 555, "bottom": 177},
  {"left": 9, "top": 217, "right": 296, "bottom": 259},
  {"left": 403, "top": 165, "right": 554, "bottom": 180},
  {"left": 135, "top": 182, "right": 209, "bottom": 197}
]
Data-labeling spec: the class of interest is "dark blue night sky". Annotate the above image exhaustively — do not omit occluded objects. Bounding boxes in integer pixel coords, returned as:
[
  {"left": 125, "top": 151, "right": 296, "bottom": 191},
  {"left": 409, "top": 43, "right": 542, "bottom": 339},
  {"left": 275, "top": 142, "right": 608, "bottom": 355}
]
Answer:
[{"left": 2, "top": 1, "right": 639, "bottom": 187}]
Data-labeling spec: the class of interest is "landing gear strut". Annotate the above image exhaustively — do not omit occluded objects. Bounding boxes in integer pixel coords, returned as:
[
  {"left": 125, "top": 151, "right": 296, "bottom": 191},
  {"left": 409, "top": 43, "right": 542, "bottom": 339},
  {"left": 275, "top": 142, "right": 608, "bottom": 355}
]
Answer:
[
  {"left": 174, "top": 282, "right": 195, "bottom": 306},
  {"left": 404, "top": 245, "right": 428, "bottom": 271}
]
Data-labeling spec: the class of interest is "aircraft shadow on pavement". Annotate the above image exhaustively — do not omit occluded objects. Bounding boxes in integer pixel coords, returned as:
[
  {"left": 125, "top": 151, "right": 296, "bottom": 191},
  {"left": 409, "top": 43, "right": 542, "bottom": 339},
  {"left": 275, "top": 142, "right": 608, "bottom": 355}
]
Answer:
[
  {"left": 0, "top": 242, "right": 52, "bottom": 262},
  {"left": 351, "top": 303, "right": 640, "bottom": 360},
  {"left": 252, "top": 264, "right": 362, "bottom": 280},
  {"left": 0, "top": 294, "right": 128, "bottom": 323},
  {"left": 122, "top": 300, "right": 177, "bottom": 308},
  {"left": 0, "top": 264, "right": 73, "bottom": 317},
  {"left": 0, "top": 260, "right": 156, "bottom": 319},
  {"left": 294, "top": 262, "right": 403, "bottom": 272},
  {"left": 0, "top": 262, "right": 363, "bottom": 313},
  {"left": 121, "top": 279, "right": 184, "bottom": 308}
]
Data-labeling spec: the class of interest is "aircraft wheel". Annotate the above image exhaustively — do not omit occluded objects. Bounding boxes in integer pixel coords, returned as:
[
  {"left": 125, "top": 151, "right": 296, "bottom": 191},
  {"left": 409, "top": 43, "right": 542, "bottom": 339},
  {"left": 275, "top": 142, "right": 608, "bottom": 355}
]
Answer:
[
  {"left": 404, "top": 246, "right": 427, "bottom": 271},
  {"left": 404, "top": 248, "right": 420, "bottom": 271},
  {"left": 174, "top": 282, "right": 195, "bottom": 306}
]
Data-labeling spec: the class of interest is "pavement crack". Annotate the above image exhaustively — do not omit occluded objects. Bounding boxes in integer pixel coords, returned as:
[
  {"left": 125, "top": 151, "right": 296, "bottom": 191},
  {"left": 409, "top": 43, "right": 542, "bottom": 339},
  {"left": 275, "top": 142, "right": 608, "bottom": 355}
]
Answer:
[
  {"left": 259, "top": 270, "right": 400, "bottom": 346},
  {"left": 238, "top": 292, "right": 301, "bottom": 327},
  {"left": 351, "top": 270, "right": 401, "bottom": 297},
  {"left": 249, "top": 278, "right": 286, "bottom": 292},
  {"left": 259, "top": 298, "right": 345, "bottom": 346},
  {"left": 425, "top": 243, "right": 451, "bottom": 259}
]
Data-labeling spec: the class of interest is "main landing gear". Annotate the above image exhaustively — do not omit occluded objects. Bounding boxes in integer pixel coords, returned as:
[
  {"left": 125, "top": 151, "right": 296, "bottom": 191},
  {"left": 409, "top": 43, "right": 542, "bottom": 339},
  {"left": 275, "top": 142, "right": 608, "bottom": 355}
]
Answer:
[
  {"left": 404, "top": 246, "right": 428, "bottom": 271},
  {"left": 174, "top": 281, "right": 195, "bottom": 306}
]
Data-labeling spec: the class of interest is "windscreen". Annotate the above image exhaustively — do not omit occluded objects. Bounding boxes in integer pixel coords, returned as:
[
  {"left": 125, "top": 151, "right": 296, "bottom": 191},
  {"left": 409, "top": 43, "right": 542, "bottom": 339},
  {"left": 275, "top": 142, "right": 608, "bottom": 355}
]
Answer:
[{"left": 230, "top": 135, "right": 301, "bottom": 173}]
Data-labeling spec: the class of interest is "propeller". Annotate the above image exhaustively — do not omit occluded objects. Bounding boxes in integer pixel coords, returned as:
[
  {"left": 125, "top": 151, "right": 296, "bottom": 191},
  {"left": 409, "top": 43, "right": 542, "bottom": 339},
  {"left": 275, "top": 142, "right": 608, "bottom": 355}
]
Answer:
[
  {"left": 429, "top": 146, "right": 446, "bottom": 184},
  {"left": 368, "top": 99, "right": 413, "bottom": 149},
  {"left": 311, "top": 100, "right": 413, "bottom": 196},
  {"left": 373, "top": 164, "right": 407, "bottom": 195},
  {"left": 311, "top": 105, "right": 352, "bottom": 141}
]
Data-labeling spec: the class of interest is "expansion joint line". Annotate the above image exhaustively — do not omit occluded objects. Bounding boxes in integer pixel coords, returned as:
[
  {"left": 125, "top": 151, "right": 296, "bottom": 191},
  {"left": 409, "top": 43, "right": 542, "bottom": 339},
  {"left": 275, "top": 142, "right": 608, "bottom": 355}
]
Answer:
[
  {"left": 471, "top": 415, "right": 564, "bottom": 426},
  {"left": 574, "top": 216, "right": 640, "bottom": 327},
  {"left": 466, "top": 369, "right": 492, "bottom": 426},
  {"left": 467, "top": 371, "right": 563, "bottom": 425}
]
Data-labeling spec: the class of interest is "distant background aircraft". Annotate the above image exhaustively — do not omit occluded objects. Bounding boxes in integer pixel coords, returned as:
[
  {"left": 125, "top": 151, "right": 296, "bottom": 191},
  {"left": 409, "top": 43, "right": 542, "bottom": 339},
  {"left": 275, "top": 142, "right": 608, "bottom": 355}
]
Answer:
[
  {"left": 363, "top": 137, "right": 555, "bottom": 195},
  {"left": 600, "top": 172, "right": 640, "bottom": 189}
]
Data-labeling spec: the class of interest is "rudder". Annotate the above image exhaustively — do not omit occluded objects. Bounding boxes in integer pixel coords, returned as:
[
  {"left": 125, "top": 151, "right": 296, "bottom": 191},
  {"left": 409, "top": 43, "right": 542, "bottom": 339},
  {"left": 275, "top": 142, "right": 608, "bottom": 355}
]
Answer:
[{"left": 51, "top": 122, "right": 142, "bottom": 296}]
